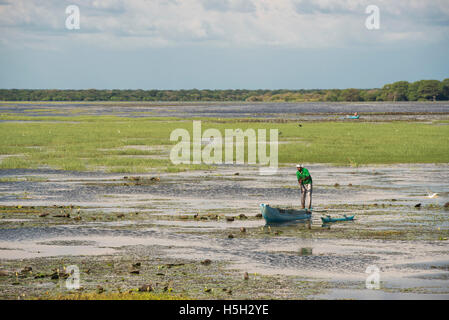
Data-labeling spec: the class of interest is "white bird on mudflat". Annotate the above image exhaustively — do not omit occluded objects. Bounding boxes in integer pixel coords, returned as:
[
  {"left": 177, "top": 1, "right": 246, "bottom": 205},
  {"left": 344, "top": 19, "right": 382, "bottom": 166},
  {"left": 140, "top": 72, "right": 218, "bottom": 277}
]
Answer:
[{"left": 427, "top": 193, "right": 439, "bottom": 199}]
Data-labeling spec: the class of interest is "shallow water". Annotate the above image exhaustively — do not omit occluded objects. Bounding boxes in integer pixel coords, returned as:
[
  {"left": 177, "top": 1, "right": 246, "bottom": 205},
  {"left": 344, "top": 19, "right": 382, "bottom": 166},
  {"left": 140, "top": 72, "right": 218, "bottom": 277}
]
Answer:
[
  {"left": 1, "top": 101, "right": 449, "bottom": 120},
  {"left": 0, "top": 164, "right": 448, "bottom": 299}
]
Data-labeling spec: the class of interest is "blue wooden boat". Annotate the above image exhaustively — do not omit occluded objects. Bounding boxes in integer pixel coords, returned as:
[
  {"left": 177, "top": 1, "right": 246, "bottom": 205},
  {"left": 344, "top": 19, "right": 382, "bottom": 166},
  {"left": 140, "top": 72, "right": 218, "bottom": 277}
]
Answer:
[
  {"left": 260, "top": 204, "right": 311, "bottom": 223},
  {"left": 321, "top": 215, "right": 355, "bottom": 223}
]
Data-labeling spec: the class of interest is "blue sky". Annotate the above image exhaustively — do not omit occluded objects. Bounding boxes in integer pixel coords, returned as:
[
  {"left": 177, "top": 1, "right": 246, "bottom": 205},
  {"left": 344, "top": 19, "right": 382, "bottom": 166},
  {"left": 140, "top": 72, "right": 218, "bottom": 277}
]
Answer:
[{"left": 1, "top": 0, "right": 448, "bottom": 89}]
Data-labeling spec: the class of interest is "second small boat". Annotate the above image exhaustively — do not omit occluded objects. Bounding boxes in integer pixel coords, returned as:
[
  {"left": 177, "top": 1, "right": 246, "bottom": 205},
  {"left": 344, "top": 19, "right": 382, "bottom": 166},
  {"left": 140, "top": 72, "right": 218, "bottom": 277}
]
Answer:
[{"left": 321, "top": 215, "right": 355, "bottom": 223}]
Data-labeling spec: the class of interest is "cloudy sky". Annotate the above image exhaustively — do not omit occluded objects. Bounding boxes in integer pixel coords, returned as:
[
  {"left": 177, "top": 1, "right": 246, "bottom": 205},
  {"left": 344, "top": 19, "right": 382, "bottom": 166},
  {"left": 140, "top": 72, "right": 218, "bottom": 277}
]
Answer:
[{"left": 0, "top": 0, "right": 448, "bottom": 89}]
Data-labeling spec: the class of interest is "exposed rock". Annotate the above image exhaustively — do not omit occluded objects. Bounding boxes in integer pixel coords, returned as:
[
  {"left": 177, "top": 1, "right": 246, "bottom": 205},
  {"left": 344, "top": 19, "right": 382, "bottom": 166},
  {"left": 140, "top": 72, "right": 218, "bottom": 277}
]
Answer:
[
  {"left": 50, "top": 272, "right": 59, "bottom": 280},
  {"left": 20, "top": 266, "right": 32, "bottom": 274},
  {"left": 243, "top": 272, "right": 249, "bottom": 280},
  {"left": 200, "top": 259, "right": 211, "bottom": 266},
  {"left": 226, "top": 217, "right": 234, "bottom": 222},
  {"left": 240, "top": 227, "right": 246, "bottom": 233},
  {"left": 228, "top": 234, "right": 234, "bottom": 239},
  {"left": 138, "top": 284, "right": 153, "bottom": 292},
  {"left": 53, "top": 213, "right": 70, "bottom": 218},
  {"left": 165, "top": 263, "right": 185, "bottom": 268},
  {"left": 0, "top": 270, "right": 10, "bottom": 277}
]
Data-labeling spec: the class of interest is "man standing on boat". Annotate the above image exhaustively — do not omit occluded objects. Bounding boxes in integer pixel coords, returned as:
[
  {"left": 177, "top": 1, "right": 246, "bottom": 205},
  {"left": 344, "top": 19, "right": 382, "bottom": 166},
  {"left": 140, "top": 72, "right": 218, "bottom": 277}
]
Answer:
[{"left": 296, "top": 164, "right": 312, "bottom": 210}]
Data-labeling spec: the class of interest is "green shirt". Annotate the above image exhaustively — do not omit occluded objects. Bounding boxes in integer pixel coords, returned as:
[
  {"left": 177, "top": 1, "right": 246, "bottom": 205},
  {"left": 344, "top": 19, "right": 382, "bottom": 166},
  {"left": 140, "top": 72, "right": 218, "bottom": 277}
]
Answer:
[{"left": 296, "top": 168, "right": 312, "bottom": 184}]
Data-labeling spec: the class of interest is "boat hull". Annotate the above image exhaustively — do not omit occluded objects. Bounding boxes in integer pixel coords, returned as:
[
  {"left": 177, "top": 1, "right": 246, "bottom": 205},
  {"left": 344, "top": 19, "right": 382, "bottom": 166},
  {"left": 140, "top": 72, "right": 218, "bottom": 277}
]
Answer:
[
  {"left": 260, "top": 204, "right": 311, "bottom": 223},
  {"left": 321, "top": 216, "right": 354, "bottom": 223}
]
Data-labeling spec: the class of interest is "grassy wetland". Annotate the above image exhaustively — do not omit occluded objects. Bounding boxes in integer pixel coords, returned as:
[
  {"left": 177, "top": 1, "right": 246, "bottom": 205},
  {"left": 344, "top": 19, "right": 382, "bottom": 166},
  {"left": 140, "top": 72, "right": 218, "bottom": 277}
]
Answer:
[{"left": 0, "top": 101, "right": 448, "bottom": 300}]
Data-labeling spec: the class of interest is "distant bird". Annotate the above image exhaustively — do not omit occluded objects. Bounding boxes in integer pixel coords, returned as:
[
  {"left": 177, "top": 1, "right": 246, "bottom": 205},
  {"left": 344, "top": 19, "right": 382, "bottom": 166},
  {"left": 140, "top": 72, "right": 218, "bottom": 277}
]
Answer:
[{"left": 428, "top": 193, "right": 439, "bottom": 199}]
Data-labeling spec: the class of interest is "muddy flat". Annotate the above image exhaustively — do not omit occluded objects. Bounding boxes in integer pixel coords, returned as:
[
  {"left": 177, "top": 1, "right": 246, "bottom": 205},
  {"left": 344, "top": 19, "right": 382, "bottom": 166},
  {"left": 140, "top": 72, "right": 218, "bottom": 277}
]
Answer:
[
  {"left": 1, "top": 101, "right": 449, "bottom": 121},
  {"left": 0, "top": 164, "right": 448, "bottom": 299}
]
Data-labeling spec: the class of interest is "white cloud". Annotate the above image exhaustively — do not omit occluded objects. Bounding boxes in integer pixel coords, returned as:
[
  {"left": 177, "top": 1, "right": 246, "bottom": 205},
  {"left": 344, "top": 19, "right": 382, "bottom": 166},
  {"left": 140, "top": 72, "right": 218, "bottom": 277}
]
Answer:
[{"left": 0, "top": 0, "right": 448, "bottom": 49}]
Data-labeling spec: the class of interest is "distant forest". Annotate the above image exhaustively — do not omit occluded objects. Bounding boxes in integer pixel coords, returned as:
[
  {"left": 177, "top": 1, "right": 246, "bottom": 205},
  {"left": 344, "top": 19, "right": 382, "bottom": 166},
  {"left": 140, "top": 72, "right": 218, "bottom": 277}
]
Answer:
[{"left": 1, "top": 79, "right": 448, "bottom": 102}]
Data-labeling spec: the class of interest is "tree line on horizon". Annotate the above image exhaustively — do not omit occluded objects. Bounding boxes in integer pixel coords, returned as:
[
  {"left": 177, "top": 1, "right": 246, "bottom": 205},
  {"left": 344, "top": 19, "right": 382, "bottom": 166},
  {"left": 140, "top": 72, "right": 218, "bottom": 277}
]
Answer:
[{"left": 1, "top": 79, "right": 448, "bottom": 102}]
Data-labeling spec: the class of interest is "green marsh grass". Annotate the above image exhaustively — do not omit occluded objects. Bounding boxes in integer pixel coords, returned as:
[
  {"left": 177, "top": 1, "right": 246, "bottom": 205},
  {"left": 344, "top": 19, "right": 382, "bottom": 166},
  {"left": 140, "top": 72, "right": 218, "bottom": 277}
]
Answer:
[{"left": 1, "top": 115, "right": 448, "bottom": 173}]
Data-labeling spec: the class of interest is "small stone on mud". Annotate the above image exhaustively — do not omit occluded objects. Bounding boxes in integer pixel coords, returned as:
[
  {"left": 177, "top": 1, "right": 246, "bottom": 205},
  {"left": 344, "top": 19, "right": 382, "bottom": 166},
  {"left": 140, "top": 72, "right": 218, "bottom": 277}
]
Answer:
[
  {"left": 334, "top": 183, "right": 340, "bottom": 187},
  {"left": 53, "top": 213, "right": 70, "bottom": 218},
  {"left": 240, "top": 227, "right": 246, "bottom": 233},
  {"left": 226, "top": 217, "right": 234, "bottom": 222},
  {"left": 415, "top": 203, "right": 422, "bottom": 208},
  {"left": 348, "top": 183, "right": 352, "bottom": 186},
  {"left": 234, "top": 172, "right": 239, "bottom": 175},
  {"left": 150, "top": 177, "right": 160, "bottom": 181},
  {"left": 117, "top": 213, "right": 125, "bottom": 218},
  {"left": 255, "top": 213, "right": 262, "bottom": 218},
  {"left": 204, "top": 288, "right": 211, "bottom": 293},
  {"left": 201, "top": 259, "right": 212, "bottom": 265},
  {"left": 228, "top": 234, "right": 234, "bottom": 239},
  {"left": 243, "top": 272, "right": 249, "bottom": 280},
  {"left": 39, "top": 213, "right": 48, "bottom": 217},
  {"left": 132, "top": 262, "right": 141, "bottom": 268},
  {"left": 138, "top": 284, "right": 153, "bottom": 292},
  {"left": 50, "top": 272, "right": 59, "bottom": 280},
  {"left": 444, "top": 202, "right": 449, "bottom": 208},
  {"left": 238, "top": 214, "right": 247, "bottom": 219},
  {"left": 130, "top": 269, "right": 140, "bottom": 274},
  {"left": 20, "top": 266, "right": 32, "bottom": 273},
  {"left": 97, "top": 286, "right": 104, "bottom": 294},
  {"left": 0, "top": 270, "right": 10, "bottom": 276}
]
